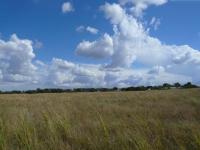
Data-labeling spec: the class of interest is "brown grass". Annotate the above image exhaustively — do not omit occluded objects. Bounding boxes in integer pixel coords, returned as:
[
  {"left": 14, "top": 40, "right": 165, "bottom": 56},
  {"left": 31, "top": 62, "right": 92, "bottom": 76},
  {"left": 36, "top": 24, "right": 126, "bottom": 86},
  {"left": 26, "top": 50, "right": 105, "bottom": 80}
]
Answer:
[{"left": 0, "top": 89, "right": 200, "bottom": 150}]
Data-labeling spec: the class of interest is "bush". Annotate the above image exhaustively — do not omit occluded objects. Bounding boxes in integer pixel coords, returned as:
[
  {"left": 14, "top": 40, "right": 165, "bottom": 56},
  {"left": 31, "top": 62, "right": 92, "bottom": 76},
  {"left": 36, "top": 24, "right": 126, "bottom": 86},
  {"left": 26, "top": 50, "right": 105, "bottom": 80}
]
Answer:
[{"left": 182, "top": 82, "right": 198, "bottom": 89}]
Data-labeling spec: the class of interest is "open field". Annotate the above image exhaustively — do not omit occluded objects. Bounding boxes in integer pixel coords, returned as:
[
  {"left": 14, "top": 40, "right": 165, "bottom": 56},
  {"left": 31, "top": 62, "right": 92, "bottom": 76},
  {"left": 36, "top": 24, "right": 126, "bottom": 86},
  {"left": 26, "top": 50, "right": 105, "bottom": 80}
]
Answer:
[{"left": 0, "top": 89, "right": 200, "bottom": 150}]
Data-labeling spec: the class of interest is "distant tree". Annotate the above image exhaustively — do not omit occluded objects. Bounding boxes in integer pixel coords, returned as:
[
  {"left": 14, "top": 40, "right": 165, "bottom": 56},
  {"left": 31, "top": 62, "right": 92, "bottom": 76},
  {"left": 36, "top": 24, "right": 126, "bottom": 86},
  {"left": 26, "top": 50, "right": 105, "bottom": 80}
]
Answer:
[
  {"left": 98, "top": 88, "right": 111, "bottom": 92},
  {"left": 36, "top": 88, "right": 43, "bottom": 93},
  {"left": 73, "top": 88, "right": 83, "bottom": 92},
  {"left": 124, "top": 87, "right": 135, "bottom": 91},
  {"left": 85, "top": 88, "right": 97, "bottom": 92},
  {"left": 113, "top": 87, "right": 118, "bottom": 91},
  {"left": 182, "top": 82, "right": 198, "bottom": 89},
  {"left": 174, "top": 82, "right": 181, "bottom": 88},
  {"left": 11, "top": 91, "right": 22, "bottom": 94},
  {"left": 121, "top": 86, "right": 148, "bottom": 91},
  {"left": 64, "top": 89, "right": 72, "bottom": 92},
  {"left": 25, "top": 90, "right": 36, "bottom": 94},
  {"left": 147, "top": 86, "right": 153, "bottom": 90},
  {"left": 163, "top": 83, "right": 172, "bottom": 89}
]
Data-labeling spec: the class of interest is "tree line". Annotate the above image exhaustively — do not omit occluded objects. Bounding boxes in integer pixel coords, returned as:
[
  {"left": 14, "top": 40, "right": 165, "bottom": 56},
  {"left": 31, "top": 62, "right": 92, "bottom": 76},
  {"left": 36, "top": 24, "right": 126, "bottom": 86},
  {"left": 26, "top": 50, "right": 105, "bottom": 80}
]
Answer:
[{"left": 0, "top": 82, "right": 198, "bottom": 94}]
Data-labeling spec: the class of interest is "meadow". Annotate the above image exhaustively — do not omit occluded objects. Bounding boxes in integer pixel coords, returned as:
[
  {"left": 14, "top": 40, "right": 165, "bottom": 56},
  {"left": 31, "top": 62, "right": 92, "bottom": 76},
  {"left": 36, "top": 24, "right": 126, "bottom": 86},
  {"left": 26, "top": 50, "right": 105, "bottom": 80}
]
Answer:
[{"left": 0, "top": 89, "right": 200, "bottom": 150}]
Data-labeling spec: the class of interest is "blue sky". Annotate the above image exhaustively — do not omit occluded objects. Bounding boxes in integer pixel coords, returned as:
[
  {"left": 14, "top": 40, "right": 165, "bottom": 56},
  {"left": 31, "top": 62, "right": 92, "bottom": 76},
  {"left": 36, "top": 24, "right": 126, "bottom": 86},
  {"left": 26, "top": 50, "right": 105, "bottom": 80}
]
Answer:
[
  {"left": 1, "top": 0, "right": 199, "bottom": 62},
  {"left": 0, "top": 0, "right": 200, "bottom": 90}
]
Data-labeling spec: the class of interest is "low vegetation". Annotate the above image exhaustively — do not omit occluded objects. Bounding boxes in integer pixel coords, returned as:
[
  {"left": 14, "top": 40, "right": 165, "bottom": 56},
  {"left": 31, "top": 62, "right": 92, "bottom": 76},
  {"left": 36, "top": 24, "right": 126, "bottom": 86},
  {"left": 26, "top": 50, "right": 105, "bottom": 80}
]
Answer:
[{"left": 0, "top": 89, "right": 200, "bottom": 149}]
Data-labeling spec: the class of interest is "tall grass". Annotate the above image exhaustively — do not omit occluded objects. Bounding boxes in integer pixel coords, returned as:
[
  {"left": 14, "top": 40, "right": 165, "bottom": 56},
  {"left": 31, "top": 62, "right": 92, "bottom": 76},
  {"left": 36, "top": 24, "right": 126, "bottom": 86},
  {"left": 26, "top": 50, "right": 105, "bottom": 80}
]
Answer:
[{"left": 0, "top": 89, "right": 200, "bottom": 149}]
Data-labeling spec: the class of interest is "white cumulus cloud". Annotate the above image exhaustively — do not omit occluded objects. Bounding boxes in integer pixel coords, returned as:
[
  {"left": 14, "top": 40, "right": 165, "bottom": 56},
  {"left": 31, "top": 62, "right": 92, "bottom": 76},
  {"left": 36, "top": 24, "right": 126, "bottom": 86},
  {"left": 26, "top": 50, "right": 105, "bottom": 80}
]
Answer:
[
  {"left": 46, "top": 58, "right": 105, "bottom": 88},
  {"left": 1, "top": 1, "right": 200, "bottom": 90},
  {"left": 76, "top": 33, "right": 114, "bottom": 59},
  {"left": 75, "top": 2, "right": 200, "bottom": 84},
  {"left": 101, "top": 3, "right": 200, "bottom": 69},
  {"left": 0, "top": 34, "right": 37, "bottom": 83},
  {"left": 62, "top": 2, "right": 74, "bottom": 13}
]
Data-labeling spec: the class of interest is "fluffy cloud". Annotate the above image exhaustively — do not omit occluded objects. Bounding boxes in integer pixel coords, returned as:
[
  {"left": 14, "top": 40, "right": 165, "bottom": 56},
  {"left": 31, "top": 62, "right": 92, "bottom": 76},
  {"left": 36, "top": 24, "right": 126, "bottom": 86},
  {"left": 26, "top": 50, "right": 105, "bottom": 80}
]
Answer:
[
  {"left": 1, "top": 1, "right": 200, "bottom": 90},
  {"left": 119, "top": 0, "right": 167, "bottom": 17},
  {"left": 101, "top": 3, "right": 200, "bottom": 68},
  {"left": 103, "top": 66, "right": 190, "bottom": 87},
  {"left": 86, "top": 26, "right": 99, "bottom": 34},
  {"left": 62, "top": 2, "right": 74, "bottom": 13},
  {"left": 76, "top": 26, "right": 99, "bottom": 34},
  {"left": 76, "top": 2, "right": 200, "bottom": 84},
  {"left": 0, "top": 34, "right": 37, "bottom": 83},
  {"left": 46, "top": 58, "right": 105, "bottom": 88},
  {"left": 100, "top": 3, "right": 125, "bottom": 25},
  {"left": 76, "top": 33, "right": 114, "bottom": 59},
  {"left": 43, "top": 58, "right": 190, "bottom": 88},
  {"left": 101, "top": 2, "right": 148, "bottom": 67},
  {"left": 146, "top": 66, "right": 191, "bottom": 86}
]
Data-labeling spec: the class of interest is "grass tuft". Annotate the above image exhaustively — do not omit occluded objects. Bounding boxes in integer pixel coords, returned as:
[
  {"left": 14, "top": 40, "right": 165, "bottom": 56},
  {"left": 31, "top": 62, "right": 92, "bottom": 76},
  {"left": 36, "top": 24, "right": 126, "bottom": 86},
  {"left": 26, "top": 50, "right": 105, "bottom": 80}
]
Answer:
[{"left": 0, "top": 89, "right": 199, "bottom": 149}]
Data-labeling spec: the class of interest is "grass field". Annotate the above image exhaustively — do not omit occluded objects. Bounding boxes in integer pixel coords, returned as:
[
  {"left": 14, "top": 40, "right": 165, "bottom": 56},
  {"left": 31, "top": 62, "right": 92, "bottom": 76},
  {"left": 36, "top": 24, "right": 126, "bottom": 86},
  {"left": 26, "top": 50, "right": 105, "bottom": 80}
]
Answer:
[{"left": 0, "top": 89, "right": 200, "bottom": 150}]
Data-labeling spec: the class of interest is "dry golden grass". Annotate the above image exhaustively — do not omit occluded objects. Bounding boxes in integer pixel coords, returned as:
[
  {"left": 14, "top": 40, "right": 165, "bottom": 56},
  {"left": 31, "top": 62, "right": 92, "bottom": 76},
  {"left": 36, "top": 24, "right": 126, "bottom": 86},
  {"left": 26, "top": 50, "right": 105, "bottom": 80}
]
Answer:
[{"left": 0, "top": 89, "right": 200, "bottom": 150}]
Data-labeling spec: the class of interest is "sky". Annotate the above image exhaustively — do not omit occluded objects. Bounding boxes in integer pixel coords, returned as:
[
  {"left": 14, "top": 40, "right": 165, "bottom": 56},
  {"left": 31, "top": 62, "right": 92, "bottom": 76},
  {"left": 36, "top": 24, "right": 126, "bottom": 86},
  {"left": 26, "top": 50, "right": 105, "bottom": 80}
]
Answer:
[{"left": 0, "top": 0, "right": 200, "bottom": 90}]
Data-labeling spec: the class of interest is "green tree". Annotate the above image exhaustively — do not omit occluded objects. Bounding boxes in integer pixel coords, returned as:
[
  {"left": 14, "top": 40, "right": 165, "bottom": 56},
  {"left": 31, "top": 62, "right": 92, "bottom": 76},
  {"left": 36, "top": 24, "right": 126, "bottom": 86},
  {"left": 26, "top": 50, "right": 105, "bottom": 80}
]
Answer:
[{"left": 174, "top": 82, "right": 181, "bottom": 88}]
